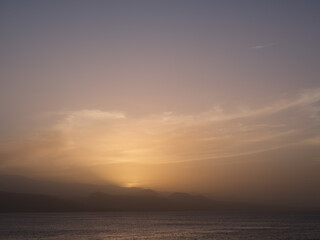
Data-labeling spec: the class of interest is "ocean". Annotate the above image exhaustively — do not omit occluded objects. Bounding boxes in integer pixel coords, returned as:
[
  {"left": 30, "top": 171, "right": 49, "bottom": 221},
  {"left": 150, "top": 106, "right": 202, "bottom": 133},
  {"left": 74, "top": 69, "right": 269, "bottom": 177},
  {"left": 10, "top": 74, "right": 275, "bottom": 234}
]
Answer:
[{"left": 0, "top": 212, "right": 319, "bottom": 239}]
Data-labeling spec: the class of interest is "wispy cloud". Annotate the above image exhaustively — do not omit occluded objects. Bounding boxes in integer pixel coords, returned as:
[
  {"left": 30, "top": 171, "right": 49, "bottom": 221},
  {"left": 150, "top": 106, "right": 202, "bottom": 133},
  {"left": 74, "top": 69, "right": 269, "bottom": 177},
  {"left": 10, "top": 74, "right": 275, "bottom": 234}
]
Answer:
[
  {"left": 252, "top": 42, "right": 275, "bottom": 49},
  {"left": 1, "top": 89, "right": 320, "bottom": 176}
]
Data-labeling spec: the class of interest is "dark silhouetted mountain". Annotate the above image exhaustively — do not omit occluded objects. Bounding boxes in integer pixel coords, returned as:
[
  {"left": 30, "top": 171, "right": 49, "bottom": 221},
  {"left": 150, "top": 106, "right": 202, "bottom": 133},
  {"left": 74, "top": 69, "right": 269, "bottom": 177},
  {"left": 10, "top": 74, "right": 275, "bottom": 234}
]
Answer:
[
  {"left": 81, "top": 192, "right": 173, "bottom": 211},
  {"left": 0, "top": 190, "right": 229, "bottom": 212},
  {"left": 168, "top": 192, "right": 225, "bottom": 210},
  {"left": 0, "top": 191, "right": 77, "bottom": 212},
  {"left": 0, "top": 175, "right": 232, "bottom": 212},
  {"left": 0, "top": 174, "right": 158, "bottom": 198},
  {"left": 1, "top": 175, "right": 318, "bottom": 212}
]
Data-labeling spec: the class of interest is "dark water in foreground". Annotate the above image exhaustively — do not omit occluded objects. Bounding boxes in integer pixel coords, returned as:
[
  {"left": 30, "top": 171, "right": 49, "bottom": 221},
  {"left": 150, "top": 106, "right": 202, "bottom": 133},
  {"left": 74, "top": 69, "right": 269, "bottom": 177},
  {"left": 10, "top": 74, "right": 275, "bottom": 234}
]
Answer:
[{"left": 0, "top": 212, "right": 319, "bottom": 240}]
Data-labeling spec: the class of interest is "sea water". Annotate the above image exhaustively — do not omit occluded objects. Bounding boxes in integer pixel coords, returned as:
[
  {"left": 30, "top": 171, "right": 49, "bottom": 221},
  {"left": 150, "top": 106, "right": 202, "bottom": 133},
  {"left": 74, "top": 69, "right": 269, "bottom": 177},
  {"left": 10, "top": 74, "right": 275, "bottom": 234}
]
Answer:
[{"left": 0, "top": 212, "right": 319, "bottom": 239}]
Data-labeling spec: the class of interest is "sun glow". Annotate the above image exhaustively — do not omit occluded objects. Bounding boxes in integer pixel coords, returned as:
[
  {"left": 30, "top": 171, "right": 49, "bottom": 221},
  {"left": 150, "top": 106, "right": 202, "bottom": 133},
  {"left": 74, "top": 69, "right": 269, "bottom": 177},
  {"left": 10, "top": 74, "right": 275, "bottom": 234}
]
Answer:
[{"left": 124, "top": 182, "right": 139, "bottom": 188}]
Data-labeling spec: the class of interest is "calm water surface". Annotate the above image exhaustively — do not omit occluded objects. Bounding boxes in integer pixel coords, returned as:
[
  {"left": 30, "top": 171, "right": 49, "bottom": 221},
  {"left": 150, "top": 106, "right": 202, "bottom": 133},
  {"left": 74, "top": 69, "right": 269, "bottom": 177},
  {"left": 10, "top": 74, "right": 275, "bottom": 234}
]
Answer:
[{"left": 0, "top": 212, "right": 319, "bottom": 239}]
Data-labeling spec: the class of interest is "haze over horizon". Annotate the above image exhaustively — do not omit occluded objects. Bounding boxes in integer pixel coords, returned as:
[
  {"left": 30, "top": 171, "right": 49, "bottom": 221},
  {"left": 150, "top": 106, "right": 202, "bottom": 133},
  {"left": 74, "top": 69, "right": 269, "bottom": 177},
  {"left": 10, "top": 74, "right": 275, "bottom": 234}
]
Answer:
[{"left": 1, "top": 0, "right": 320, "bottom": 208}]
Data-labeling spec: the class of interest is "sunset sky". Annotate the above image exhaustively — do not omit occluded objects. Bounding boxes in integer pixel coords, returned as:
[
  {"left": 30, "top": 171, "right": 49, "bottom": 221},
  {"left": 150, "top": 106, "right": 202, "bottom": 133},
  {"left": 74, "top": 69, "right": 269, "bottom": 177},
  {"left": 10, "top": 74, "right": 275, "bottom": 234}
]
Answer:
[{"left": 1, "top": 1, "right": 320, "bottom": 207}]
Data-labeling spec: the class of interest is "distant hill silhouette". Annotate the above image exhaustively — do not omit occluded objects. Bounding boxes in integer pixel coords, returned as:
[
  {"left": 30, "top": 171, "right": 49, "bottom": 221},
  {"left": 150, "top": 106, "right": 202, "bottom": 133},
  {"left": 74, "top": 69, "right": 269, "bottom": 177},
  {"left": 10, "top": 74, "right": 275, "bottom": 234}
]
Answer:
[
  {"left": 0, "top": 190, "right": 238, "bottom": 212},
  {"left": 0, "top": 175, "right": 232, "bottom": 212},
  {"left": 0, "top": 191, "right": 76, "bottom": 212},
  {"left": 0, "top": 174, "right": 158, "bottom": 197},
  {"left": 0, "top": 175, "right": 318, "bottom": 212}
]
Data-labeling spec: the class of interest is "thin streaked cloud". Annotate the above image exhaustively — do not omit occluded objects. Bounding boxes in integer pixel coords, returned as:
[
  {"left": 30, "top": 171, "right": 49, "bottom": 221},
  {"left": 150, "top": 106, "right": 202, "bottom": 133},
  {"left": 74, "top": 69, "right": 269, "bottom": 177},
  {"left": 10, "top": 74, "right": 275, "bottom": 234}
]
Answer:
[
  {"left": 252, "top": 42, "right": 275, "bottom": 49},
  {"left": 1, "top": 89, "right": 319, "bottom": 172}
]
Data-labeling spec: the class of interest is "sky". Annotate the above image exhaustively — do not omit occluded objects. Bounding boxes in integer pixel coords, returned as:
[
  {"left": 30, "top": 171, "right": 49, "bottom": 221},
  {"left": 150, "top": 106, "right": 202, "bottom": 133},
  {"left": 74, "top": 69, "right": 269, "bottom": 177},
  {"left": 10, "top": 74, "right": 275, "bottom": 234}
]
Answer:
[{"left": 0, "top": 0, "right": 320, "bottom": 207}]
